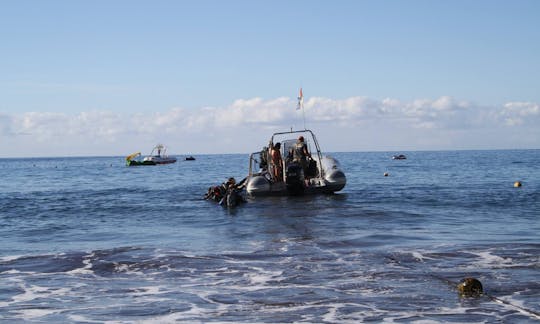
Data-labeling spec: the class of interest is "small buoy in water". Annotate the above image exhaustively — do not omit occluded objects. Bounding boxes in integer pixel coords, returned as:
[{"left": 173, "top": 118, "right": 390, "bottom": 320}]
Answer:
[
  {"left": 384, "top": 172, "right": 389, "bottom": 177},
  {"left": 514, "top": 181, "right": 522, "bottom": 188},
  {"left": 457, "top": 277, "right": 483, "bottom": 297}
]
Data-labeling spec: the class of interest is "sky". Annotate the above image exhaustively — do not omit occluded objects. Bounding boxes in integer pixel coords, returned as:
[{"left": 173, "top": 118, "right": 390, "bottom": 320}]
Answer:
[{"left": 1, "top": 0, "right": 539, "bottom": 157}]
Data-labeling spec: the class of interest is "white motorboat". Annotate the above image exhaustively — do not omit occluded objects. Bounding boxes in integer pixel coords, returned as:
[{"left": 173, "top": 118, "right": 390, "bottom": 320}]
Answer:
[
  {"left": 245, "top": 129, "right": 346, "bottom": 196},
  {"left": 142, "top": 144, "right": 177, "bottom": 164}
]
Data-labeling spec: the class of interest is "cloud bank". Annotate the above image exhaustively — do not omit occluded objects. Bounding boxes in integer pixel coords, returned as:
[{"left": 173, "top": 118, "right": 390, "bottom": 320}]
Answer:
[{"left": 1, "top": 96, "right": 539, "bottom": 157}]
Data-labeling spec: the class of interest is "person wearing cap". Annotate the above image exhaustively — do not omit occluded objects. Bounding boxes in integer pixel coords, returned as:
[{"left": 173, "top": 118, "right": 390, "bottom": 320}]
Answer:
[{"left": 293, "top": 136, "right": 311, "bottom": 183}]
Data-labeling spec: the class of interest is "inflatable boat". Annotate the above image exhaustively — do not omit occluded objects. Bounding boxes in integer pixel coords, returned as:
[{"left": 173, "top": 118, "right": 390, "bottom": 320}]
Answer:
[{"left": 245, "top": 130, "right": 346, "bottom": 196}]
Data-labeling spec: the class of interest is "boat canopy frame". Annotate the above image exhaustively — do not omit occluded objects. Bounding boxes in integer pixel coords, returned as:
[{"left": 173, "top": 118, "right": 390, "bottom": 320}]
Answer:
[
  {"left": 248, "top": 129, "right": 326, "bottom": 182},
  {"left": 149, "top": 144, "right": 168, "bottom": 157}
]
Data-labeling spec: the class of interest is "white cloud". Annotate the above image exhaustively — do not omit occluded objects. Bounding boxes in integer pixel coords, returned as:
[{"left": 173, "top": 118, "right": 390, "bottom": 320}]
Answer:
[
  {"left": 1, "top": 96, "right": 539, "bottom": 157},
  {"left": 499, "top": 102, "right": 540, "bottom": 126}
]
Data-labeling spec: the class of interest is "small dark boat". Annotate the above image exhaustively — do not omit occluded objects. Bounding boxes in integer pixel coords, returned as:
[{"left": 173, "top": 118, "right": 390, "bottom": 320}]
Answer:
[
  {"left": 185, "top": 156, "right": 196, "bottom": 161},
  {"left": 392, "top": 154, "right": 407, "bottom": 160}
]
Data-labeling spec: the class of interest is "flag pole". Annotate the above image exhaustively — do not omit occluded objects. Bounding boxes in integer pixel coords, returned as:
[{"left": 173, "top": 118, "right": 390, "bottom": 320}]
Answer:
[
  {"left": 302, "top": 98, "right": 306, "bottom": 130},
  {"left": 297, "top": 88, "right": 306, "bottom": 130}
]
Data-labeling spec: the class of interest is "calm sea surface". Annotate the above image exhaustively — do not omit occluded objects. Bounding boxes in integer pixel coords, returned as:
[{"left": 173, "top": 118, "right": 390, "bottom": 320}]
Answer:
[{"left": 1, "top": 150, "right": 539, "bottom": 323}]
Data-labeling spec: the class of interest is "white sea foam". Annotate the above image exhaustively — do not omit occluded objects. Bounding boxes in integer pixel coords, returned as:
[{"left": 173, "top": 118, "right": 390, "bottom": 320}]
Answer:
[
  {"left": 321, "top": 304, "right": 338, "bottom": 322},
  {"left": 130, "top": 313, "right": 186, "bottom": 324},
  {"left": 66, "top": 252, "right": 94, "bottom": 275},
  {"left": 378, "top": 304, "right": 483, "bottom": 323},
  {"left": 66, "top": 267, "right": 94, "bottom": 275},
  {"left": 13, "top": 308, "right": 61, "bottom": 319},
  {"left": 466, "top": 250, "right": 514, "bottom": 269},
  {"left": 244, "top": 267, "right": 284, "bottom": 285},
  {"left": 0, "top": 255, "right": 24, "bottom": 262},
  {"left": 129, "top": 285, "right": 166, "bottom": 298},
  {"left": 67, "top": 314, "right": 94, "bottom": 322},
  {"left": 492, "top": 291, "right": 540, "bottom": 320},
  {"left": 3, "top": 269, "right": 21, "bottom": 274},
  {"left": 395, "top": 249, "right": 436, "bottom": 262},
  {"left": 12, "top": 284, "right": 48, "bottom": 303},
  {"left": 411, "top": 251, "right": 429, "bottom": 262},
  {"left": 115, "top": 263, "right": 130, "bottom": 272}
]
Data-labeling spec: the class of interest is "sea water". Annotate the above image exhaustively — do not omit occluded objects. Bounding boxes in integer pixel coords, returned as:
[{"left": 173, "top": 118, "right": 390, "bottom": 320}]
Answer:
[{"left": 0, "top": 150, "right": 539, "bottom": 323}]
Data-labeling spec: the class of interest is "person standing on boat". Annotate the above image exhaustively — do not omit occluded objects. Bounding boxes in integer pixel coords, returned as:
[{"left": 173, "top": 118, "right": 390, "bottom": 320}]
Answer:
[
  {"left": 293, "top": 136, "right": 311, "bottom": 183},
  {"left": 270, "top": 142, "right": 283, "bottom": 182}
]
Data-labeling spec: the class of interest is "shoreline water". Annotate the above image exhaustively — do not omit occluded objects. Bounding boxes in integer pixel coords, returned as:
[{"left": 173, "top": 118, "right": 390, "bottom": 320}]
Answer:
[{"left": 1, "top": 150, "right": 539, "bottom": 322}]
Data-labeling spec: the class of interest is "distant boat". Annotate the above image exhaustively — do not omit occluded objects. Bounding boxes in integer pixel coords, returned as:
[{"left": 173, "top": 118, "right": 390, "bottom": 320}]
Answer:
[
  {"left": 185, "top": 156, "right": 196, "bottom": 161},
  {"left": 126, "top": 144, "right": 177, "bottom": 166},
  {"left": 392, "top": 154, "right": 407, "bottom": 160},
  {"left": 143, "top": 144, "right": 177, "bottom": 164}
]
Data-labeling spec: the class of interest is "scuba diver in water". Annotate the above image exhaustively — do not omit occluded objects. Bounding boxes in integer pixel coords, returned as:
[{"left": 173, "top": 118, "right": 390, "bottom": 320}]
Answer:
[
  {"left": 222, "top": 177, "right": 246, "bottom": 208},
  {"left": 204, "top": 177, "right": 246, "bottom": 208}
]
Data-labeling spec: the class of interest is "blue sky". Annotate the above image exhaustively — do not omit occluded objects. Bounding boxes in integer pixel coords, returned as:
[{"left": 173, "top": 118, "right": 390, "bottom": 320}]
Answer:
[{"left": 1, "top": 1, "right": 539, "bottom": 157}]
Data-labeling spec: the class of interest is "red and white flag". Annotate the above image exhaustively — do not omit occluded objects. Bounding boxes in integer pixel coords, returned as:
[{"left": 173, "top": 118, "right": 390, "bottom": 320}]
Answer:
[{"left": 297, "top": 88, "right": 304, "bottom": 110}]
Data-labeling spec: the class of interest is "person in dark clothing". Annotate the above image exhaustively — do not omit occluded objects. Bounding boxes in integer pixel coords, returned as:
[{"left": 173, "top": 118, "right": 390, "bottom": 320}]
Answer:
[{"left": 292, "top": 136, "right": 311, "bottom": 184}]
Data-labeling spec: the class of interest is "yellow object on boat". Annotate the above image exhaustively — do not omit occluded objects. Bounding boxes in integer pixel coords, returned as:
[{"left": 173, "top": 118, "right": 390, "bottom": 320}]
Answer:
[{"left": 126, "top": 152, "right": 141, "bottom": 161}]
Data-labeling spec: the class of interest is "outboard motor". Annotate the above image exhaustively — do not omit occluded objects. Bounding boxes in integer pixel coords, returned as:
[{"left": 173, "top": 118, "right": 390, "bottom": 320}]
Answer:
[
  {"left": 306, "top": 158, "right": 318, "bottom": 178},
  {"left": 285, "top": 163, "right": 304, "bottom": 195}
]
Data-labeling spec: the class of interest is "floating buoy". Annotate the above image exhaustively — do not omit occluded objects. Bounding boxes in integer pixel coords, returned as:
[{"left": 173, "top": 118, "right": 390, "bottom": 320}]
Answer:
[
  {"left": 457, "top": 277, "right": 483, "bottom": 297},
  {"left": 514, "top": 181, "right": 522, "bottom": 188},
  {"left": 384, "top": 172, "right": 389, "bottom": 177}
]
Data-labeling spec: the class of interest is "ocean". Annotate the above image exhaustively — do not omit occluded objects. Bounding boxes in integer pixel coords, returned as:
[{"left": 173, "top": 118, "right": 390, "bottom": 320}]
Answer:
[{"left": 0, "top": 150, "right": 539, "bottom": 323}]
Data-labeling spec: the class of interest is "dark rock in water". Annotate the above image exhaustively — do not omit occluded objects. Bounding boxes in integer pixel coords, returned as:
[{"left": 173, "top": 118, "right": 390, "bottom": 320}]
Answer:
[{"left": 457, "top": 277, "right": 483, "bottom": 297}]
